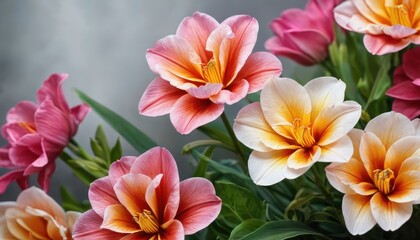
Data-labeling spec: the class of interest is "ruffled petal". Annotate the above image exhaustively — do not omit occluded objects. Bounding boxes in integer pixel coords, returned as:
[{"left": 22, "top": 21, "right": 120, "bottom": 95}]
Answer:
[
  {"left": 209, "top": 79, "right": 249, "bottom": 105},
  {"left": 177, "top": 178, "right": 221, "bottom": 234},
  {"left": 363, "top": 34, "right": 411, "bottom": 55}
]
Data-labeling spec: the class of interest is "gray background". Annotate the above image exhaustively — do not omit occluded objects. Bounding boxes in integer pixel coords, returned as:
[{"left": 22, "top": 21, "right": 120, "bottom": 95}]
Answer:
[{"left": 0, "top": 0, "right": 319, "bottom": 202}]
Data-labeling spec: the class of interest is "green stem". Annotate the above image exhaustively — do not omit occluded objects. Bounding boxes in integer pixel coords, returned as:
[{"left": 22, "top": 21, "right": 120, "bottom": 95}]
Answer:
[{"left": 220, "top": 112, "right": 247, "bottom": 173}]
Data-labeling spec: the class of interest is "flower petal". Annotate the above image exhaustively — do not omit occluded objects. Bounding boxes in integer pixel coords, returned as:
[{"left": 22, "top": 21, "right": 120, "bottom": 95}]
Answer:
[
  {"left": 170, "top": 95, "right": 224, "bottom": 134},
  {"left": 101, "top": 204, "right": 139, "bottom": 233},
  {"left": 365, "top": 111, "right": 415, "bottom": 149},
  {"left": 388, "top": 166, "right": 420, "bottom": 203},
  {"left": 385, "top": 136, "right": 420, "bottom": 174},
  {"left": 304, "top": 77, "right": 345, "bottom": 119},
  {"left": 138, "top": 77, "right": 186, "bottom": 117},
  {"left": 108, "top": 156, "right": 137, "bottom": 185},
  {"left": 236, "top": 52, "right": 282, "bottom": 93},
  {"left": 176, "top": 12, "right": 219, "bottom": 63},
  {"left": 359, "top": 132, "right": 386, "bottom": 180},
  {"left": 0, "top": 169, "right": 26, "bottom": 194},
  {"left": 72, "top": 209, "right": 126, "bottom": 239},
  {"left": 287, "top": 146, "right": 320, "bottom": 169},
  {"left": 318, "top": 135, "right": 353, "bottom": 163},
  {"left": 130, "top": 147, "right": 180, "bottom": 223},
  {"left": 233, "top": 102, "right": 295, "bottom": 152},
  {"left": 370, "top": 192, "right": 412, "bottom": 231},
  {"left": 248, "top": 149, "right": 294, "bottom": 186},
  {"left": 89, "top": 177, "right": 119, "bottom": 217},
  {"left": 186, "top": 83, "right": 223, "bottom": 99},
  {"left": 261, "top": 77, "right": 311, "bottom": 139},
  {"left": 209, "top": 79, "right": 249, "bottom": 105},
  {"left": 314, "top": 101, "right": 361, "bottom": 146},
  {"left": 177, "top": 178, "right": 221, "bottom": 234},
  {"left": 5, "top": 207, "right": 48, "bottom": 239},
  {"left": 342, "top": 194, "right": 376, "bottom": 235},
  {"left": 160, "top": 219, "right": 184, "bottom": 240},
  {"left": 363, "top": 34, "right": 411, "bottom": 55},
  {"left": 6, "top": 101, "right": 37, "bottom": 124}
]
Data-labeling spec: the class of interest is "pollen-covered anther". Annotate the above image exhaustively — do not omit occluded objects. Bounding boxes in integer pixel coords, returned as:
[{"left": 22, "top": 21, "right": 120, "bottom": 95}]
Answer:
[
  {"left": 373, "top": 168, "right": 395, "bottom": 195},
  {"left": 385, "top": 0, "right": 412, "bottom": 27},
  {"left": 202, "top": 58, "right": 222, "bottom": 84},
  {"left": 292, "top": 118, "right": 315, "bottom": 148},
  {"left": 134, "top": 209, "right": 159, "bottom": 234}
]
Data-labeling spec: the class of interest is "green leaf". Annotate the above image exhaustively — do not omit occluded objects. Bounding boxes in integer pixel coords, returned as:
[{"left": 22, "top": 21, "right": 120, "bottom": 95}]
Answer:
[
  {"left": 365, "top": 55, "right": 391, "bottom": 110},
  {"left": 183, "top": 140, "right": 234, "bottom": 154},
  {"left": 60, "top": 185, "right": 91, "bottom": 212},
  {"left": 237, "top": 220, "right": 331, "bottom": 240},
  {"left": 110, "top": 138, "right": 123, "bottom": 162},
  {"left": 192, "top": 147, "right": 214, "bottom": 178},
  {"left": 68, "top": 159, "right": 108, "bottom": 178},
  {"left": 229, "top": 219, "right": 264, "bottom": 240},
  {"left": 59, "top": 151, "right": 98, "bottom": 184},
  {"left": 215, "top": 181, "right": 265, "bottom": 228},
  {"left": 75, "top": 89, "right": 157, "bottom": 153},
  {"left": 95, "top": 125, "right": 110, "bottom": 164},
  {"left": 90, "top": 138, "right": 105, "bottom": 161},
  {"left": 198, "top": 122, "right": 233, "bottom": 148}
]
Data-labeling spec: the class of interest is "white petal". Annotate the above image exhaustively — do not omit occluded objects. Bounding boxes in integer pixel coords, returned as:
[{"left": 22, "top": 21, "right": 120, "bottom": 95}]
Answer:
[
  {"left": 371, "top": 193, "right": 412, "bottom": 231},
  {"left": 248, "top": 150, "right": 291, "bottom": 186},
  {"left": 318, "top": 135, "right": 353, "bottom": 163},
  {"left": 342, "top": 194, "right": 376, "bottom": 235}
]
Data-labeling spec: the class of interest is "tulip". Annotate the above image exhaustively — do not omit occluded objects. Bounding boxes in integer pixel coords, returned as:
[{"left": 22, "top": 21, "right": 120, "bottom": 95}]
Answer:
[
  {"left": 233, "top": 76, "right": 361, "bottom": 185},
  {"left": 139, "top": 11, "right": 282, "bottom": 134},
  {"left": 0, "top": 186, "right": 80, "bottom": 239},
  {"left": 73, "top": 147, "right": 222, "bottom": 240},
  {"left": 265, "top": 0, "right": 341, "bottom": 66},
  {"left": 334, "top": 0, "right": 420, "bottom": 55},
  {"left": 326, "top": 112, "right": 420, "bottom": 235},
  {"left": 0, "top": 73, "right": 90, "bottom": 193},
  {"left": 386, "top": 46, "right": 420, "bottom": 119}
]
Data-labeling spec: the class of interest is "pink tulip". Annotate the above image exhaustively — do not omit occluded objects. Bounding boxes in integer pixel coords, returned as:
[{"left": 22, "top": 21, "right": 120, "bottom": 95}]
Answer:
[
  {"left": 265, "top": 0, "right": 341, "bottom": 66},
  {"left": 139, "top": 11, "right": 282, "bottom": 134},
  {"left": 0, "top": 73, "right": 90, "bottom": 193},
  {"left": 386, "top": 47, "right": 420, "bottom": 119},
  {"left": 72, "top": 147, "right": 222, "bottom": 240},
  {"left": 334, "top": 0, "right": 420, "bottom": 55},
  {"left": 0, "top": 186, "right": 81, "bottom": 239}
]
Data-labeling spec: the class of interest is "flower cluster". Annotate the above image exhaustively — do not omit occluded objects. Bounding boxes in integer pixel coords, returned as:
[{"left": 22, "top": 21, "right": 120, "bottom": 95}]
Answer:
[{"left": 1, "top": 0, "right": 420, "bottom": 239}]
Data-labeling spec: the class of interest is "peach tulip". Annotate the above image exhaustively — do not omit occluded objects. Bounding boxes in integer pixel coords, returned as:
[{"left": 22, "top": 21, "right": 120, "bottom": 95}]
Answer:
[
  {"left": 0, "top": 187, "right": 80, "bottom": 239},
  {"left": 386, "top": 46, "right": 420, "bottom": 119},
  {"left": 326, "top": 112, "right": 420, "bottom": 235},
  {"left": 334, "top": 0, "right": 420, "bottom": 55},
  {"left": 72, "top": 147, "right": 222, "bottom": 240},
  {"left": 233, "top": 77, "right": 361, "bottom": 186},
  {"left": 0, "top": 74, "right": 90, "bottom": 193},
  {"left": 139, "top": 12, "right": 282, "bottom": 134},
  {"left": 265, "top": 0, "right": 342, "bottom": 66}
]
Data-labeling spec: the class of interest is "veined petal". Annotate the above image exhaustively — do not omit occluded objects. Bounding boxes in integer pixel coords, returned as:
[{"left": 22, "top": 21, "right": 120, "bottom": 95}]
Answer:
[
  {"left": 36, "top": 161, "right": 55, "bottom": 193},
  {"left": 359, "top": 132, "right": 386, "bottom": 180},
  {"left": 261, "top": 77, "right": 311, "bottom": 138},
  {"left": 176, "top": 12, "right": 219, "bottom": 63},
  {"left": 233, "top": 102, "right": 295, "bottom": 152},
  {"left": 326, "top": 157, "right": 372, "bottom": 194},
  {"left": 370, "top": 193, "right": 412, "bottom": 231},
  {"left": 236, "top": 52, "right": 282, "bottom": 93},
  {"left": 248, "top": 150, "right": 293, "bottom": 186},
  {"left": 0, "top": 170, "right": 26, "bottom": 194},
  {"left": 287, "top": 146, "right": 320, "bottom": 169},
  {"left": 388, "top": 167, "right": 420, "bottom": 203},
  {"left": 304, "top": 77, "right": 345, "bottom": 119},
  {"left": 36, "top": 73, "right": 70, "bottom": 111},
  {"left": 130, "top": 147, "right": 180, "bottom": 223},
  {"left": 138, "top": 77, "right": 186, "bottom": 117},
  {"left": 318, "top": 135, "right": 353, "bottom": 163},
  {"left": 363, "top": 34, "right": 411, "bottom": 55},
  {"left": 385, "top": 136, "right": 420, "bottom": 174},
  {"left": 365, "top": 111, "right": 415, "bottom": 149},
  {"left": 170, "top": 95, "right": 224, "bottom": 134},
  {"left": 219, "top": 15, "right": 259, "bottom": 85},
  {"left": 314, "top": 101, "right": 361, "bottom": 146},
  {"left": 72, "top": 209, "right": 126, "bottom": 239},
  {"left": 342, "top": 194, "right": 376, "bottom": 235},
  {"left": 209, "top": 79, "right": 249, "bottom": 105},
  {"left": 159, "top": 219, "right": 184, "bottom": 240},
  {"left": 6, "top": 101, "right": 37, "bottom": 124},
  {"left": 89, "top": 177, "right": 119, "bottom": 218},
  {"left": 114, "top": 174, "right": 152, "bottom": 217},
  {"left": 265, "top": 36, "right": 316, "bottom": 66},
  {"left": 146, "top": 35, "right": 203, "bottom": 85},
  {"left": 101, "top": 204, "right": 139, "bottom": 233},
  {"left": 108, "top": 156, "right": 137, "bottom": 185},
  {"left": 177, "top": 178, "right": 221, "bottom": 234},
  {"left": 187, "top": 83, "right": 223, "bottom": 99}
]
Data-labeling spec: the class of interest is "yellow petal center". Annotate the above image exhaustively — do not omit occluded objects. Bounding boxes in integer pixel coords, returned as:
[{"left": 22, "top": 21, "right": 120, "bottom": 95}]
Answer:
[
  {"left": 134, "top": 210, "right": 159, "bottom": 234},
  {"left": 18, "top": 122, "right": 37, "bottom": 133},
  {"left": 373, "top": 168, "right": 395, "bottom": 195},
  {"left": 291, "top": 118, "right": 315, "bottom": 149},
  {"left": 386, "top": 0, "right": 412, "bottom": 27},
  {"left": 202, "top": 58, "right": 222, "bottom": 84}
]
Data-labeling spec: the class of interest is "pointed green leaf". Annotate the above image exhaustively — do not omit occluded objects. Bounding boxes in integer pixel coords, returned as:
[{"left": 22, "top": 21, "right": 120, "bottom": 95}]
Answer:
[
  {"left": 60, "top": 185, "right": 91, "bottom": 212},
  {"left": 95, "top": 125, "right": 110, "bottom": 163},
  {"left": 229, "top": 219, "right": 264, "bottom": 240},
  {"left": 110, "top": 138, "right": 123, "bottom": 163},
  {"left": 75, "top": 89, "right": 157, "bottom": 153}
]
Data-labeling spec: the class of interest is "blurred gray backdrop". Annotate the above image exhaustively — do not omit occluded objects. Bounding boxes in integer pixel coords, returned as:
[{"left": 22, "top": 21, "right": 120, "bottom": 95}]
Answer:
[{"left": 0, "top": 0, "right": 319, "bottom": 202}]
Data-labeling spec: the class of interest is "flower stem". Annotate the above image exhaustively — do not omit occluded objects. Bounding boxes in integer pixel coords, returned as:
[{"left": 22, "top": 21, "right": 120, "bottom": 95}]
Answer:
[{"left": 220, "top": 112, "right": 248, "bottom": 173}]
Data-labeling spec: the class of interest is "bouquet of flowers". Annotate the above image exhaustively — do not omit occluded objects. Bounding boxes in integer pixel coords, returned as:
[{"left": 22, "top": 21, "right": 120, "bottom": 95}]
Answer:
[{"left": 1, "top": 0, "right": 420, "bottom": 239}]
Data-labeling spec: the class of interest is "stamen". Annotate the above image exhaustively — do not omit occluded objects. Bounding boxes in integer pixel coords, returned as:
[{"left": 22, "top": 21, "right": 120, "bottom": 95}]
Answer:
[
  {"left": 373, "top": 168, "right": 395, "bottom": 195},
  {"left": 292, "top": 118, "right": 315, "bottom": 148},
  {"left": 386, "top": 0, "right": 412, "bottom": 27},
  {"left": 202, "top": 58, "right": 222, "bottom": 84},
  {"left": 134, "top": 210, "right": 159, "bottom": 234}
]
